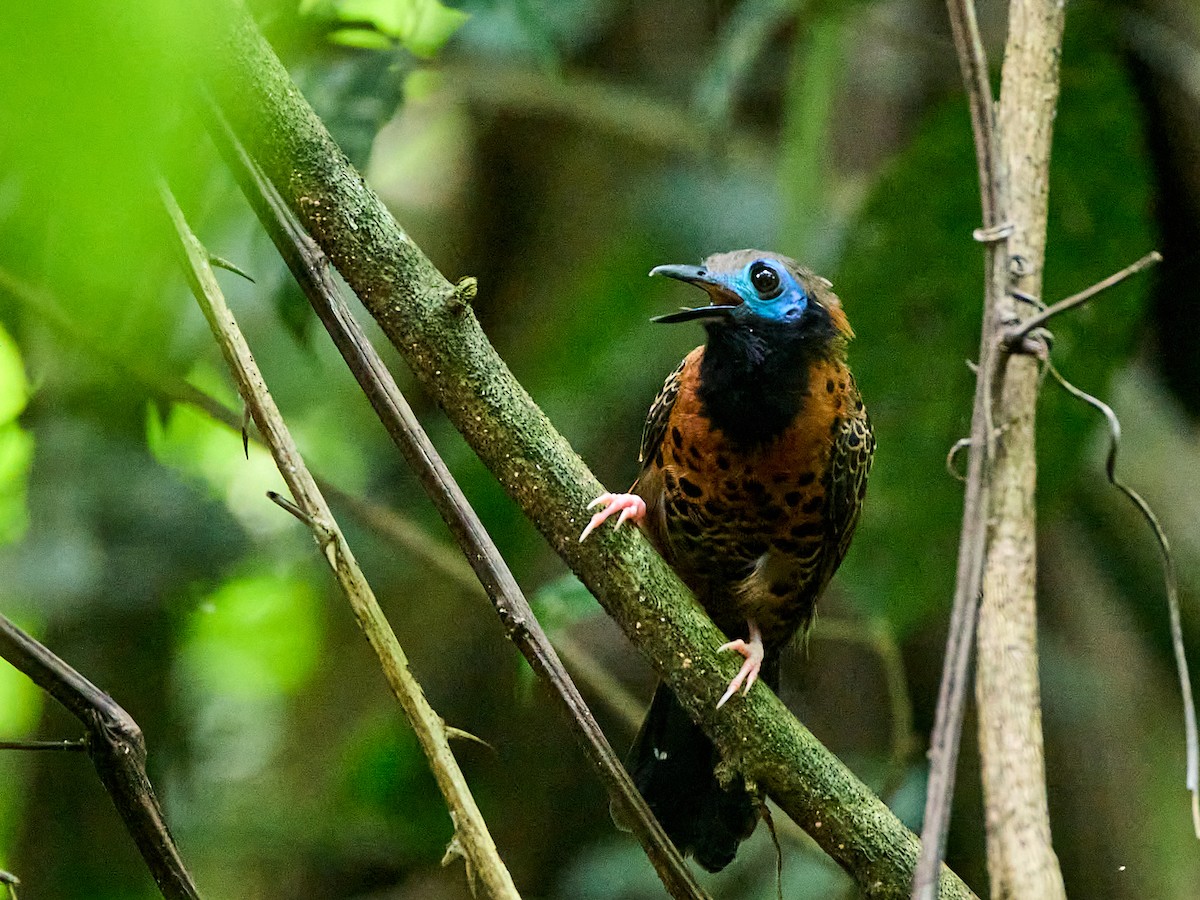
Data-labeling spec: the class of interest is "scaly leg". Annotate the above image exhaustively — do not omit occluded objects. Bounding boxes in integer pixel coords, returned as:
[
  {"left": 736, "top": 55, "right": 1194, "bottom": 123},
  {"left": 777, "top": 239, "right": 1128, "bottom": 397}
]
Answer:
[
  {"left": 578, "top": 492, "right": 646, "bottom": 542},
  {"left": 716, "top": 620, "right": 764, "bottom": 708}
]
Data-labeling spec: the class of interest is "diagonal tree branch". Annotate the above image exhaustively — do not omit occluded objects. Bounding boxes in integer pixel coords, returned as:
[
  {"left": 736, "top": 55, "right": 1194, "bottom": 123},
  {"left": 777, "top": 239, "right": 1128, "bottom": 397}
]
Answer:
[
  {"left": 0, "top": 614, "right": 201, "bottom": 900},
  {"left": 195, "top": 106, "right": 708, "bottom": 900},
  {"left": 162, "top": 188, "right": 521, "bottom": 900},
  {"left": 199, "top": 4, "right": 977, "bottom": 897}
]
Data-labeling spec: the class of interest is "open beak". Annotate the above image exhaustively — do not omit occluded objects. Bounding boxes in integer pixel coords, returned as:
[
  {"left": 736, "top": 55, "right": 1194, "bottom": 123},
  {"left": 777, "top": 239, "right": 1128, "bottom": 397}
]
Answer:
[{"left": 648, "top": 264, "right": 739, "bottom": 324}]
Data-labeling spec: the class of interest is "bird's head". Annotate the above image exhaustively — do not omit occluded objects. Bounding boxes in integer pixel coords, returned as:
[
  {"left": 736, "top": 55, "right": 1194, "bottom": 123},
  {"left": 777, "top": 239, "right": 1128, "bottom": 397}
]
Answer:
[{"left": 649, "top": 249, "right": 851, "bottom": 339}]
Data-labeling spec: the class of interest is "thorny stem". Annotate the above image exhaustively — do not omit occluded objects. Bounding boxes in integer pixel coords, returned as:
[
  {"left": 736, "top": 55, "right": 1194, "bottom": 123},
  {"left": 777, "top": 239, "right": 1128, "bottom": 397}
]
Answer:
[
  {"left": 197, "top": 106, "right": 708, "bottom": 900},
  {"left": 162, "top": 187, "right": 522, "bottom": 900},
  {"left": 0, "top": 614, "right": 201, "bottom": 899}
]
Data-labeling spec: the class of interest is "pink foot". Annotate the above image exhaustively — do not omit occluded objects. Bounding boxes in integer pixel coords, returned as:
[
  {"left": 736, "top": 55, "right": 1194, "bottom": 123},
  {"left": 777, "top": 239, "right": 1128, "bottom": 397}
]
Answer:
[
  {"left": 717, "top": 620, "right": 764, "bottom": 708},
  {"left": 578, "top": 492, "right": 646, "bottom": 542}
]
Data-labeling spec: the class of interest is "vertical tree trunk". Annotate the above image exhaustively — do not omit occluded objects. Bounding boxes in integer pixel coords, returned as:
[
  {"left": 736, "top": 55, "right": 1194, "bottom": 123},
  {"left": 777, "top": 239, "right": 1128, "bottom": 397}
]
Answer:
[{"left": 975, "top": 1, "right": 1068, "bottom": 897}]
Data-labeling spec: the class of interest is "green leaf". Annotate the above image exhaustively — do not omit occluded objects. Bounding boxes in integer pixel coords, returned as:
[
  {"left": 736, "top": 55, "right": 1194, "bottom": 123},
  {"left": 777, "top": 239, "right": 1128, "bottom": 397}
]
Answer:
[
  {"left": 328, "top": 27, "right": 395, "bottom": 50},
  {"left": 181, "top": 571, "right": 322, "bottom": 699},
  {"left": 0, "top": 324, "right": 28, "bottom": 425},
  {"left": 0, "top": 324, "right": 31, "bottom": 545},
  {"left": 333, "top": 0, "right": 469, "bottom": 58}
]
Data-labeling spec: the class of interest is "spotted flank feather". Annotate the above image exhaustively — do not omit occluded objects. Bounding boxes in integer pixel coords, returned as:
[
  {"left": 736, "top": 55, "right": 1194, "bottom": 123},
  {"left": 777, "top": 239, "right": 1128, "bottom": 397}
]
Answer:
[
  {"left": 821, "top": 375, "right": 875, "bottom": 588},
  {"left": 639, "top": 357, "right": 685, "bottom": 467}
]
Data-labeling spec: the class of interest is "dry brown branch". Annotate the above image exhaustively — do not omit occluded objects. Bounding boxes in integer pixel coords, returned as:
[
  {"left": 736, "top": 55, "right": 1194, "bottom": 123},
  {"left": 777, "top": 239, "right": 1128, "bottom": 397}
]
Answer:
[
  {"left": 914, "top": 0, "right": 1008, "bottom": 890},
  {"left": 974, "top": 2, "right": 1069, "bottom": 894},
  {"left": 918, "top": 0, "right": 1073, "bottom": 896},
  {"left": 0, "top": 614, "right": 201, "bottom": 899},
  {"left": 162, "top": 188, "right": 521, "bottom": 900}
]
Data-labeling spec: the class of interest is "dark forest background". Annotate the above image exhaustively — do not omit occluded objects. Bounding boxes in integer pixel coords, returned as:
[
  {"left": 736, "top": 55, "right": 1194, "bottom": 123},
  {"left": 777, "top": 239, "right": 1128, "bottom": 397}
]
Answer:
[{"left": 2, "top": 0, "right": 1200, "bottom": 897}]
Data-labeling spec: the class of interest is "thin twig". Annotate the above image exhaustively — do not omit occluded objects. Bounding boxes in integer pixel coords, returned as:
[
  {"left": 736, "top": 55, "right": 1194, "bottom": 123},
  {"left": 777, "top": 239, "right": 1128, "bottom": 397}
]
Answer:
[
  {"left": 0, "top": 615, "right": 200, "bottom": 899},
  {"left": 0, "top": 739, "right": 87, "bottom": 752},
  {"left": 945, "top": 438, "right": 971, "bottom": 483},
  {"left": 196, "top": 104, "right": 708, "bottom": 900},
  {"left": 1005, "top": 251, "right": 1162, "bottom": 346},
  {"left": 0, "top": 869, "right": 17, "bottom": 900},
  {"left": 914, "top": 1, "right": 1008, "bottom": 894},
  {"left": 945, "top": 0, "right": 1001, "bottom": 226},
  {"left": 265, "top": 489, "right": 313, "bottom": 526},
  {"left": 1048, "top": 362, "right": 1200, "bottom": 836},
  {"left": 161, "top": 187, "right": 521, "bottom": 900}
]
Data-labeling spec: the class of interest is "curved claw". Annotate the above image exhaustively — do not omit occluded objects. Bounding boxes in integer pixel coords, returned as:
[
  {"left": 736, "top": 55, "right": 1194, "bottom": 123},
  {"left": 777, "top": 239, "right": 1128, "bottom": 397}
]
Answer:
[
  {"left": 578, "top": 492, "right": 647, "bottom": 542},
  {"left": 716, "top": 621, "right": 765, "bottom": 708}
]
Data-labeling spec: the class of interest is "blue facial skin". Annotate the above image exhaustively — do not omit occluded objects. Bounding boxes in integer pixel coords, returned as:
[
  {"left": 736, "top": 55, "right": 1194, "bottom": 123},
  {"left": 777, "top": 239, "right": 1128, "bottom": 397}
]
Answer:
[
  {"left": 714, "top": 260, "right": 809, "bottom": 324},
  {"left": 649, "top": 258, "right": 811, "bottom": 326}
]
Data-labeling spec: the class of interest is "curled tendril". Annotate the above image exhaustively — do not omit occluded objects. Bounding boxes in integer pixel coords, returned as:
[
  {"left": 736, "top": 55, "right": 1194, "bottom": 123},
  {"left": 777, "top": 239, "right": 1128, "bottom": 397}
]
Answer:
[{"left": 1049, "top": 361, "right": 1200, "bottom": 838}]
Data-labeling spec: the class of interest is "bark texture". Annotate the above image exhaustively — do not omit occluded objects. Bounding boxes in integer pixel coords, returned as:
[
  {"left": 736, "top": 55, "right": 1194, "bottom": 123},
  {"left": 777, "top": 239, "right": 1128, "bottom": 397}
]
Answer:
[{"left": 976, "top": 1, "right": 1068, "bottom": 897}]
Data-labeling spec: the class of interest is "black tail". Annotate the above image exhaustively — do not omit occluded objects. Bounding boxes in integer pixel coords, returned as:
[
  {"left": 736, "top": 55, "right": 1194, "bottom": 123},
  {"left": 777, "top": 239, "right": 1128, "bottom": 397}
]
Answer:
[{"left": 621, "top": 682, "right": 760, "bottom": 872}]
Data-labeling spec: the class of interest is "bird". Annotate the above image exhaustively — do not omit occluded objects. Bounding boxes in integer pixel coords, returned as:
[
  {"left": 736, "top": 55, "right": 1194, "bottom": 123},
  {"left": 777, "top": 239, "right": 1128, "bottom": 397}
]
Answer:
[{"left": 579, "top": 249, "right": 874, "bottom": 871}]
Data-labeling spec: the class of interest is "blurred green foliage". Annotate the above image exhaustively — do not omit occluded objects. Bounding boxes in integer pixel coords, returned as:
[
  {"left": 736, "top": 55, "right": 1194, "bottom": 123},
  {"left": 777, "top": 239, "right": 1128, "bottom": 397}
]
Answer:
[
  {"left": 835, "top": 15, "right": 1154, "bottom": 632},
  {"left": 180, "top": 571, "right": 322, "bottom": 700},
  {"left": 303, "top": 0, "right": 470, "bottom": 54},
  {"left": 0, "top": 0, "right": 1197, "bottom": 898},
  {"left": 0, "top": 326, "right": 32, "bottom": 545}
]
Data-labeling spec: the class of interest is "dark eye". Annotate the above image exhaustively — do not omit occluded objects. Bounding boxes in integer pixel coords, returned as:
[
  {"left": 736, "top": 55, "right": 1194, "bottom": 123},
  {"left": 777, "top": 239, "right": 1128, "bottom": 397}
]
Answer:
[{"left": 749, "top": 261, "right": 781, "bottom": 297}]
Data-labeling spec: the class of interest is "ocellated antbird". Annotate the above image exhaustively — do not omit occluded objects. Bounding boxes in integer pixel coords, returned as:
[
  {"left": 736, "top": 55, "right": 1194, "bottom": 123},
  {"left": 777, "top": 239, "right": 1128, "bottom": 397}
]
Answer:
[{"left": 581, "top": 250, "right": 874, "bottom": 871}]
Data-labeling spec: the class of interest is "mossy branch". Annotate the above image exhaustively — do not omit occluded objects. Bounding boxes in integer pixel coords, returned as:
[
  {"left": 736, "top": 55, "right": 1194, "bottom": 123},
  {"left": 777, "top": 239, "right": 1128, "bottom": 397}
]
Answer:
[{"left": 202, "top": 4, "right": 976, "bottom": 897}]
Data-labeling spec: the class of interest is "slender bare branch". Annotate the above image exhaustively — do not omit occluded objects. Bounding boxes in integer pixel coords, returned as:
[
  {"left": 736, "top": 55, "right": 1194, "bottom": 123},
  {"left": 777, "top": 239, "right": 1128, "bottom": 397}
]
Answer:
[
  {"left": 1004, "top": 251, "right": 1162, "bottom": 346},
  {"left": 914, "top": 0, "right": 1009, "bottom": 892},
  {"left": 0, "top": 614, "right": 201, "bottom": 899},
  {"left": 161, "top": 187, "right": 522, "bottom": 900},
  {"left": 943, "top": 0, "right": 1002, "bottom": 227},
  {"left": 971, "top": 0, "right": 1070, "bottom": 893},
  {"left": 0, "top": 739, "right": 87, "bottom": 752}
]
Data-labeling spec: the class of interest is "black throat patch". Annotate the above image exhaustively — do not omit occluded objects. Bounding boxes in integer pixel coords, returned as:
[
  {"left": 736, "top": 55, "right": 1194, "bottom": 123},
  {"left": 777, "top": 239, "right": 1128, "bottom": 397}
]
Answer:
[{"left": 696, "top": 309, "right": 840, "bottom": 448}]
